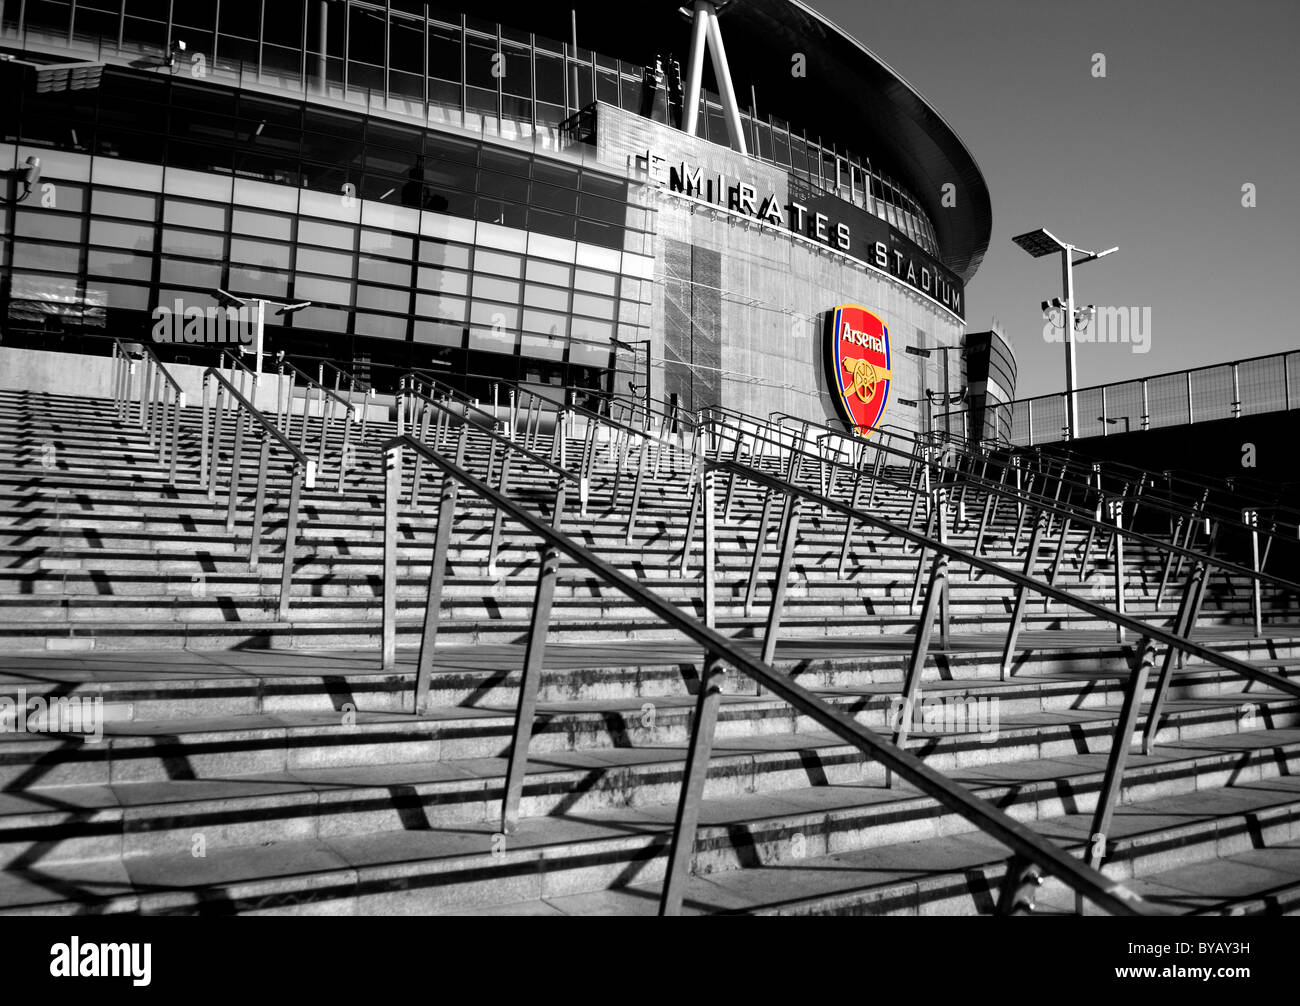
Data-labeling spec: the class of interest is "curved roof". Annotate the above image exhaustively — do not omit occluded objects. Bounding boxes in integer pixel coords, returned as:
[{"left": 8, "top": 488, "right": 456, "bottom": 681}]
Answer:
[{"left": 515, "top": 0, "right": 992, "bottom": 283}]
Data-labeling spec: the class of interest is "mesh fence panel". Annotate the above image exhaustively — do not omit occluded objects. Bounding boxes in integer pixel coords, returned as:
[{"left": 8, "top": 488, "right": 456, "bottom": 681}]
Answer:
[
  {"left": 985, "top": 351, "right": 1293, "bottom": 445},
  {"left": 1104, "top": 381, "right": 1143, "bottom": 433},
  {"left": 1009, "top": 400, "right": 1031, "bottom": 445},
  {"left": 1145, "top": 373, "right": 1191, "bottom": 428},
  {"left": 1028, "top": 396, "right": 1066, "bottom": 444},
  {"left": 1189, "top": 366, "right": 1235, "bottom": 423},
  {"left": 1073, "top": 388, "right": 1106, "bottom": 440},
  {"left": 1238, "top": 357, "right": 1288, "bottom": 416}
]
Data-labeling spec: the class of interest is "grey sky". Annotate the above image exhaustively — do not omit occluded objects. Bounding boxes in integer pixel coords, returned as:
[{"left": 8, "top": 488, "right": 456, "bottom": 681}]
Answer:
[{"left": 813, "top": 0, "right": 1300, "bottom": 398}]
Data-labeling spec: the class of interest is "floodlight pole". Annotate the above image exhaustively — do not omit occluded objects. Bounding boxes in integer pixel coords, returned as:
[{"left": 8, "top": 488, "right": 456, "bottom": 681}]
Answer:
[{"left": 1061, "top": 248, "right": 1079, "bottom": 441}]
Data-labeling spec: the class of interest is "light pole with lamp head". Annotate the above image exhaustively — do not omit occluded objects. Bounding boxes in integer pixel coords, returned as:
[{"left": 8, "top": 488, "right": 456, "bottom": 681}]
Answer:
[
  {"left": 1012, "top": 228, "right": 1116, "bottom": 440},
  {"left": 211, "top": 289, "right": 311, "bottom": 377}
]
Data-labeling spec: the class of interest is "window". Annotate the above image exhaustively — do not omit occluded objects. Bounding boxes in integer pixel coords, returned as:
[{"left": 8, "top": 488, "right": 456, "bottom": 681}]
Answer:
[{"left": 473, "top": 249, "right": 522, "bottom": 278}]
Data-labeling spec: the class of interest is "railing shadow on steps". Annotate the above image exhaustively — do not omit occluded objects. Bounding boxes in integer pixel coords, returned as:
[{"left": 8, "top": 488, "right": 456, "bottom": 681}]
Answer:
[
  {"left": 498, "top": 383, "right": 1300, "bottom": 907},
  {"left": 377, "top": 382, "right": 1300, "bottom": 915},
  {"left": 376, "top": 422, "right": 1160, "bottom": 917}
]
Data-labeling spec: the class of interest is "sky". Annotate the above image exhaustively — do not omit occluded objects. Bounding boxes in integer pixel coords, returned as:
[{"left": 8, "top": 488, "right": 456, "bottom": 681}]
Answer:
[{"left": 812, "top": 0, "right": 1300, "bottom": 397}]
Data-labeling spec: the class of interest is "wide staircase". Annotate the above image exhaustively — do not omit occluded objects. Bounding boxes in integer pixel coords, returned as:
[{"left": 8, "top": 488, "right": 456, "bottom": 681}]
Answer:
[{"left": 1, "top": 348, "right": 1298, "bottom": 915}]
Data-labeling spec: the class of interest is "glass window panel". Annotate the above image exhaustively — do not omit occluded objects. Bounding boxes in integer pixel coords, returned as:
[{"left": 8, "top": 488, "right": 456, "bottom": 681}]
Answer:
[
  {"left": 299, "top": 219, "right": 355, "bottom": 249},
  {"left": 465, "top": 36, "right": 498, "bottom": 91},
  {"left": 90, "top": 279, "right": 153, "bottom": 311},
  {"left": 469, "top": 300, "right": 518, "bottom": 330},
  {"left": 360, "top": 230, "right": 413, "bottom": 260},
  {"left": 468, "top": 326, "right": 518, "bottom": 354},
  {"left": 230, "top": 237, "right": 291, "bottom": 270},
  {"left": 576, "top": 218, "right": 621, "bottom": 249},
  {"left": 521, "top": 333, "right": 567, "bottom": 362},
  {"left": 232, "top": 208, "right": 293, "bottom": 242},
  {"left": 427, "top": 23, "right": 462, "bottom": 84},
  {"left": 296, "top": 246, "right": 354, "bottom": 277},
  {"left": 535, "top": 53, "right": 565, "bottom": 105},
  {"left": 501, "top": 45, "right": 532, "bottom": 100},
  {"left": 523, "top": 284, "right": 570, "bottom": 311},
  {"left": 415, "top": 293, "right": 466, "bottom": 321},
  {"left": 472, "top": 274, "right": 520, "bottom": 303},
  {"left": 89, "top": 219, "right": 154, "bottom": 250},
  {"left": 526, "top": 207, "right": 574, "bottom": 241},
  {"left": 570, "top": 317, "right": 613, "bottom": 343},
  {"left": 91, "top": 190, "right": 156, "bottom": 220},
  {"left": 417, "top": 266, "right": 469, "bottom": 296},
  {"left": 473, "top": 249, "right": 522, "bottom": 278},
  {"left": 530, "top": 181, "right": 577, "bottom": 213},
  {"left": 15, "top": 211, "right": 83, "bottom": 243},
  {"left": 88, "top": 249, "right": 153, "bottom": 282},
  {"left": 572, "top": 292, "right": 616, "bottom": 320},
  {"left": 159, "top": 257, "right": 222, "bottom": 289},
  {"left": 356, "top": 284, "right": 410, "bottom": 313},
  {"left": 162, "top": 227, "right": 225, "bottom": 259},
  {"left": 163, "top": 199, "right": 226, "bottom": 231},
  {"left": 414, "top": 319, "right": 464, "bottom": 347},
  {"left": 526, "top": 259, "right": 570, "bottom": 287},
  {"left": 354, "top": 311, "right": 407, "bottom": 340},
  {"left": 358, "top": 257, "right": 412, "bottom": 286},
  {"left": 419, "top": 240, "right": 472, "bottom": 269},
  {"left": 293, "top": 274, "right": 353, "bottom": 305},
  {"left": 12, "top": 241, "right": 81, "bottom": 274},
  {"left": 573, "top": 268, "right": 617, "bottom": 297},
  {"left": 521, "top": 309, "right": 568, "bottom": 338}
]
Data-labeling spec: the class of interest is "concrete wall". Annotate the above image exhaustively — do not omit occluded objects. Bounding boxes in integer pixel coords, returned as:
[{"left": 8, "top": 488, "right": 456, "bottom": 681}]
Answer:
[{"left": 0, "top": 346, "right": 389, "bottom": 420}]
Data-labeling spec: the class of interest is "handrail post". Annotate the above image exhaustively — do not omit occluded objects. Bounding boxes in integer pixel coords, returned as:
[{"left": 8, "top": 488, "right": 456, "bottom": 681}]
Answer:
[
  {"left": 1244, "top": 508, "right": 1261, "bottom": 636},
  {"left": 278, "top": 462, "right": 303, "bottom": 621},
  {"left": 890, "top": 554, "right": 948, "bottom": 786},
  {"left": 501, "top": 544, "right": 561, "bottom": 833},
  {"left": 659, "top": 652, "right": 725, "bottom": 916},
  {"left": 761, "top": 497, "right": 801, "bottom": 665},
  {"left": 1000, "top": 511, "right": 1047, "bottom": 679},
  {"left": 744, "top": 489, "right": 776, "bottom": 618},
  {"left": 703, "top": 468, "right": 717, "bottom": 628},
  {"left": 225, "top": 408, "right": 246, "bottom": 534},
  {"left": 624, "top": 431, "right": 649, "bottom": 544},
  {"left": 413, "top": 466, "right": 458, "bottom": 712},
  {"left": 679, "top": 471, "right": 702, "bottom": 576},
  {"left": 248, "top": 437, "right": 271, "bottom": 569},
  {"left": 1083, "top": 637, "right": 1156, "bottom": 909},
  {"left": 382, "top": 444, "right": 401, "bottom": 668},
  {"left": 487, "top": 450, "right": 514, "bottom": 578},
  {"left": 1111, "top": 498, "right": 1126, "bottom": 643},
  {"left": 1141, "top": 564, "right": 1204, "bottom": 754}
]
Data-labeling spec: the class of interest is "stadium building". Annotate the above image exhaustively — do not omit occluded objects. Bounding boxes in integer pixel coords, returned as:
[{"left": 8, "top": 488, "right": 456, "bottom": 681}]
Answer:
[{"left": 1, "top": 0, "right": 991, "bottom": 429}]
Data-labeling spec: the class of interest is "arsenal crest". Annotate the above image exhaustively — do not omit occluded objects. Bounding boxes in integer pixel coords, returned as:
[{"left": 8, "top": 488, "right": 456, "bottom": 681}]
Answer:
[{"left": 826, "top": 304, "right": 892, "bottom": 437}]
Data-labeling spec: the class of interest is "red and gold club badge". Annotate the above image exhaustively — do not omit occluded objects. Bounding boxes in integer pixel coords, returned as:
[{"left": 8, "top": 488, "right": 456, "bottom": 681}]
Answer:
[{"left": 826, "top": 304, "right": 892, "bottom": 437}]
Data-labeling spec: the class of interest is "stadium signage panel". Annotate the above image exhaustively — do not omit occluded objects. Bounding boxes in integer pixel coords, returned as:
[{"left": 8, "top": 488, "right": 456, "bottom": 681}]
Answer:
[
  {"left": 826, "top": 304, "right": 892, "bottom": 437},
  {"left": 634, "top": 149, "right": 964, "bottom": 319}
]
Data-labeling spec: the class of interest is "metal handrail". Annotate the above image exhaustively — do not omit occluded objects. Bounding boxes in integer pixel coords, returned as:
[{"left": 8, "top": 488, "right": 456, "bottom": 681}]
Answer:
[
  {"left": 519, "top": 389, "right": 1300, "bottom": 907},
  {"left": 531, "top": 383, "right": 1300, "bottom": 655},
  {"left": 276, "top": 358, "right": 354, "bottom": 413},
  {"left": 743, "top": 405, "right": 1300, "bottom": 571},
  {"left": 201, "top": 367, "right": 314, "bottom": 618},
  {"left": 111, "top": 339, "right": 187, "bottom": 484},
  {"left": 706, "top": 405, "right": 1300, "bottom": 600},
  {"left": 379, "top": 430, "right": 1156, "bottom": 917}
]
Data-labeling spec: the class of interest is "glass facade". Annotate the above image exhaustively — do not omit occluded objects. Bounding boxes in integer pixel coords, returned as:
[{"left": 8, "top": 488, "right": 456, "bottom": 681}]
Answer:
[
  {"left": 2, "top": 65, "right": 654, "bottom": 395},
  {"left": 2, "top": 1, "right": 940, "bottom": 255}
]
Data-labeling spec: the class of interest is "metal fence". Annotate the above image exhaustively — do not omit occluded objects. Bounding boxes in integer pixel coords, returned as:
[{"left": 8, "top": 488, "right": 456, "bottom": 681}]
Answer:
[{"left": 945, "top": 349, "right": 1300, "bottom": 446}]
